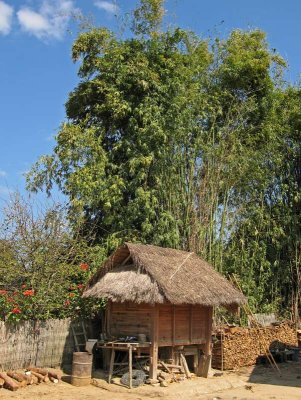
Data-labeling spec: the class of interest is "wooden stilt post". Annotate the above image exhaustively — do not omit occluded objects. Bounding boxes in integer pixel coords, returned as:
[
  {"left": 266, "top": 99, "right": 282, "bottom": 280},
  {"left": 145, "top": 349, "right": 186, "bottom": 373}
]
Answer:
[
  {"left": 129, "top": 345, "right": 133, "bottom": 389},
  {"left": 149, "top": 307, "right": 159, "bottom": 379},
  {"left": 172, "top": 305, "right": 175, "bottom": 346},
  {"left": 108, "top": 349, "right": 115, "bottom": 383},
  {"left": 205, "top": 306, "right": 213, "bottom": 356},
  {"left": 197, "top": 306, "right": 213, "bottom": 378},
  {"left": 171, "top": 305, "right": 176, "bottom": 364},
  {"left": 106, "top": 301, "right": 112, "bottom": 337}
]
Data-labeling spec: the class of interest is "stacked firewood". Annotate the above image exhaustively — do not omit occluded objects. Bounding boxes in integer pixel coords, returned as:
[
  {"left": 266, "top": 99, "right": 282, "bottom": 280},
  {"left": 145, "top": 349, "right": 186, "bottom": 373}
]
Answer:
[
  {"left": 212, "top": 322, "right": 298, "bottom": 370},
  {"left": 0, "top": 367, "right": 61, "bottom": 391}
]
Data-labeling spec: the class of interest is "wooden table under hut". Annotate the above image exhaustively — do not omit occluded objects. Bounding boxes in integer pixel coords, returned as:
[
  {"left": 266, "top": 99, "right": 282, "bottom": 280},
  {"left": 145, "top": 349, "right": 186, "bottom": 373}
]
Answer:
[{"left": 82, "top": 243, "right": 245, "bottom": 387}]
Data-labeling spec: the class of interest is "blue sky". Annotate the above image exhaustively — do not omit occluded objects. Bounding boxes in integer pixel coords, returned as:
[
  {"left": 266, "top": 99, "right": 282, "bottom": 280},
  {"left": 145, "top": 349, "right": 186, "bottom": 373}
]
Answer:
[{"left": 0, "top": 0, "right": 301, "bottom": 207}]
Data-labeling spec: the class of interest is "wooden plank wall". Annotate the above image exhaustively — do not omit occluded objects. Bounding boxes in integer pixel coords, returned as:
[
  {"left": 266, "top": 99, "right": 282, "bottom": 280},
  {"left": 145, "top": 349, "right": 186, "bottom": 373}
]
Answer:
[
  {"left": 0, "top": 319, "right": 95, "bottom": 371},
  {"left": 110, "top": 302, "right": 152, "bottom": 337},
  {"left": 159, "top": 304, "right": 208, "bottom": 346},
  {"left": 109, "top": 302, "right": 209, "bottom": 346}
]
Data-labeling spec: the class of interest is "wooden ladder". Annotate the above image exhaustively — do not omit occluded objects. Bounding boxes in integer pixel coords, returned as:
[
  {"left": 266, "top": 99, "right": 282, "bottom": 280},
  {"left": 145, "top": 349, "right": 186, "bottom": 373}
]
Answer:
[{"left": 71, "top": 321, "right": 88, "bottom": 352}]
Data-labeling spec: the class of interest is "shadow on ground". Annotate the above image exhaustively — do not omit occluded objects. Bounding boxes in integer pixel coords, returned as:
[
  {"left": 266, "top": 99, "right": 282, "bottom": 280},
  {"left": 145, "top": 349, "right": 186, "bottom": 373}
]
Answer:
[{"left": 247, "top": 353, "right": 301, "bottom": 388}]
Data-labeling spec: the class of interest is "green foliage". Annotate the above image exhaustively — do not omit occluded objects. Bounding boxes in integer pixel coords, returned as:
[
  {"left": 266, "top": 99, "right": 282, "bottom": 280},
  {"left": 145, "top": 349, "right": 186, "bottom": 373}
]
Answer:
[
  {"left": 132, "top": 0, "right": 165, "bottom": 35},
  {"left": 0, "top": 194, "right": 105, "bottom": 321},
  {"left": 26, "top": 1, "right": 300, "bottom": 317}
]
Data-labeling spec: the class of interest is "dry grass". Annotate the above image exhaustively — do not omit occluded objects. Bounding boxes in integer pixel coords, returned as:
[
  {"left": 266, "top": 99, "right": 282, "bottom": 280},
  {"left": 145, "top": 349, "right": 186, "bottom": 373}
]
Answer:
[{"left": 83, "top": 243, "right": 245, "bottom": 306}]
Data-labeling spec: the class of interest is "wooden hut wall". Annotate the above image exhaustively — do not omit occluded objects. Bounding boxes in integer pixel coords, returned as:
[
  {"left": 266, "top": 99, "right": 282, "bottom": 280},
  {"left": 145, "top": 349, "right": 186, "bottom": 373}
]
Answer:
[
  {"left": 159, "top": 304, "right": 209, "bottom": 346},
  {"left": 108, "top": 302, "right": 210, "bottom": 346},
  {"left": 109, "top": 302, "right": 152, "bottom": 337}
]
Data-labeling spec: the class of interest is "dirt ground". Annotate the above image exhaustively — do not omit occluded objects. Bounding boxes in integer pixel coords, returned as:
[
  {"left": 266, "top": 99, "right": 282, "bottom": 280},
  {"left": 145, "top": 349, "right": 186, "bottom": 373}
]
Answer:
[{"left": 0, "top": 360, "right": 300, "bottom": 400}]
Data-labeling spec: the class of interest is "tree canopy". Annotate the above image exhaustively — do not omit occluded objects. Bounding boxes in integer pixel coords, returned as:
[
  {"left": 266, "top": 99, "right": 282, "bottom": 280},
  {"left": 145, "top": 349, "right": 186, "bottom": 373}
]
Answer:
[{"left": 26, "top": 0, "right": 301, "bottom": 318}]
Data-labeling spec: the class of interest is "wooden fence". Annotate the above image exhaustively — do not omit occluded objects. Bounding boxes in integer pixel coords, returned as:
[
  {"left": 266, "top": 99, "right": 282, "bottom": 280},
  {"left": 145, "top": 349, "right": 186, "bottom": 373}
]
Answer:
[{"left": 0, "top": 319, "right": 98, "bottom": 371}]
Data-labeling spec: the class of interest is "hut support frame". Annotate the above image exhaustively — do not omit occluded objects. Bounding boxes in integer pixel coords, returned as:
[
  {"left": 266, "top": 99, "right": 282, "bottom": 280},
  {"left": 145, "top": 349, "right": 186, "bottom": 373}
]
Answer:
[
  {"left": 104, "top": 302, "right": 214, "bottom": 380},
  {"left": 149, "top": 307, "right": 159, "bottom": 379},
  {"left": 197, "top": 306, "right": 213, "bottom": 377}
]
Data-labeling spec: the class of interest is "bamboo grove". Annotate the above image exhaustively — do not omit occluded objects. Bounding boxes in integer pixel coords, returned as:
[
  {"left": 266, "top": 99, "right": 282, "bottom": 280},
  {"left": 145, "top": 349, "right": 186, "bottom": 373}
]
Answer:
[{"left": 27, "top": 1, "right": 301, "bottom": 318}]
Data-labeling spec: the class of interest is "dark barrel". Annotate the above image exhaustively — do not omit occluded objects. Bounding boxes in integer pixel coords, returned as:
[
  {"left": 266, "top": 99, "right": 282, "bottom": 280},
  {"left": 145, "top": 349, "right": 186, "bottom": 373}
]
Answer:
[{"left": 71, "top": 352, "right": 93, "bottom": 386}]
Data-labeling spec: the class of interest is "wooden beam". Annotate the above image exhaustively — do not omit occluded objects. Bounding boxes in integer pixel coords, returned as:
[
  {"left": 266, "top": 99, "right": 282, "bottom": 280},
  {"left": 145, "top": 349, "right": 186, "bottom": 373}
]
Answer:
[
  {"left": 128, "top": 346, "right": 133, "bottom": 389},
  {"left": 108, "top": 349, "right": 115, "bottom": 384},
  {"left": 196, "top": 306, "right": 213, "bottom": 378},
  {"left": 160, "top": 361, "right": 172, "bottom": 373},
  {"left": 180, "top": 354, "right": 191, "bottom": 379},
  {"left": 149, "top": 307, "right": 159, "bottom": 379},
  {"left": 106, "top": 301, "right": 112, "bottom": 337},
  {"left": 200, "top": 306, "right": 213, "bottom": 378},
  {"left": 121, "top": 255, "right": 131, "bottom": 265},
  {"left": 189, "top": 305, "right": 193, "bottom": 344},
  {"left": 172, "top": 305, "right": 175, "bottom": 346},
  {"left": 204, "top": 306, "right": 213, "bottom": 357}
]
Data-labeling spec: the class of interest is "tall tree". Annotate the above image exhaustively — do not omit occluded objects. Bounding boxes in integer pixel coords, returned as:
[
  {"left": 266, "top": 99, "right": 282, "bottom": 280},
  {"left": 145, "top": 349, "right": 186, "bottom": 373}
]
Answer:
[
  {"left": 27, "top": 1, "right": 300, "bottom": 315},
  {"left": 27, "top": 27, "right": 283, "bottom": 246}
]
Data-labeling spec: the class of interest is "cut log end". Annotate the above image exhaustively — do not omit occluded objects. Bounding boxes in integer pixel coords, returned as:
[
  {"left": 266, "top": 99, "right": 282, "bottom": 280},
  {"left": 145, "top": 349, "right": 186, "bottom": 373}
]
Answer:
[
  {"left": 0, "top": 372, "right": 19, "bottom": 391},
  {"left": 48, "top": 371, "right": 62, "bottom": 381}
]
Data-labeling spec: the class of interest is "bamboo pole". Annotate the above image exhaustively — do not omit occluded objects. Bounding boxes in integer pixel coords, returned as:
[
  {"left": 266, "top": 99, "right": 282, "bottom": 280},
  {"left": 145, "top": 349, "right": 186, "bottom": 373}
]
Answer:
[{"left": 221, "top": 330, "right": 224, "bottom": 372}]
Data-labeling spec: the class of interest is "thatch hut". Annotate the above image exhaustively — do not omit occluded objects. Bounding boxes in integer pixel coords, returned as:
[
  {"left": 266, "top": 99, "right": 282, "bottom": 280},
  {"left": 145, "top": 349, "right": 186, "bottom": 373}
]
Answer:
[{"left": 83, "top": 243, "right": 245, "bottom": 379}]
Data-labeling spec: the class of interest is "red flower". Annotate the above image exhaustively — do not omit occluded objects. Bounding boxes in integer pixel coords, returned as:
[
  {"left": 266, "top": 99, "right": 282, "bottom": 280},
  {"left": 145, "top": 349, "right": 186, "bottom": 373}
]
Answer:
[
  {"left": 12, "top": 307, "right": 21, "bottom": 314},
  {"left": 77, "top": 284, "right": 85, "bottom": 290},
  {"left": 7, "top": 297, "right": 14, "bottom": 303},
  {"left": 23, "top": 289, "right": 34, "bottom": 297},
  {"left": 80, "top": 263, "right": 89, "bottom": 271},
  {"left": 13, "top": 291, "right": 18, "bottom": 295},
  {"left": 0, "top": 290, "right": 7, "bottom": 295},
  {"left": 21, "top": 284, "right": 27, "bottom": 289},
  {"left": 64, "top": 300, "right": 70, "bottom": 306},
  {"left": 68, "top": 292, "right": 75, "bottom": 298}
]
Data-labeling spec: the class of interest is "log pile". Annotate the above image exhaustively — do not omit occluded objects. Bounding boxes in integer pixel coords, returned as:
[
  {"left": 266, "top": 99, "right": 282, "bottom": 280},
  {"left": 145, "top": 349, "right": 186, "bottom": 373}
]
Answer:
[
  {"left": 0, "top": 367, "right": 61, "bottom": 391},
  {"left": 212, "top": 322, "right": 298, "bottom": 370}
]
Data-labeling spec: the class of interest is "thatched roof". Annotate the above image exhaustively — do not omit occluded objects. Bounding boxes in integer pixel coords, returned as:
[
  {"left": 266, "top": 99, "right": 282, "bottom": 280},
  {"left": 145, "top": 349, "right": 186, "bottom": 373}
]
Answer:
[{"left": 83, "top": 243, "right": 246, "bottom": 306}]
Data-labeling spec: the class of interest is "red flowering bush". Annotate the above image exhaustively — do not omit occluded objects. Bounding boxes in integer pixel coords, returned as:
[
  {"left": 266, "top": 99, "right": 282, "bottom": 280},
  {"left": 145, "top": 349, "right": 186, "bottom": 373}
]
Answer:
[
  {"left": 80, "top": 263, "right": 89, "bottom": 271},
  {"left": 23, "top": 289, "right": 34, "bottom": 297},
  {"left": 57, "top": 263, "right": 105, "bottom": 319},
  {"left": 0, "top": 257, "right": 105, "bottom": 321},
  {"left": 0, "top": 290, "right": 23, "bottom": 322},
  {"left": 0, "top": 194, "right": 106, "bottom": 321},
  {"left": 0, "top": 276, "right": 104, "bottom": 321}
]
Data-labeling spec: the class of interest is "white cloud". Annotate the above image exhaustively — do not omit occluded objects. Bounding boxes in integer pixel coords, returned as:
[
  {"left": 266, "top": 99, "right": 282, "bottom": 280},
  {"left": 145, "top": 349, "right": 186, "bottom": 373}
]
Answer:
[
  {"left": 0, "top": 170, "right": 7, "bottom": 177},
  {"left": 17, "top": 0, "right": 76, "bottom": 40},
  {"left": 0, "top": 1, "right": 13, "bottom": 35},
  {"left": 17, "top": 8, "right": 50, "bottom": 34},
  {"left": 94, "top": 1, "right": 119, "bottom": 14}
]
